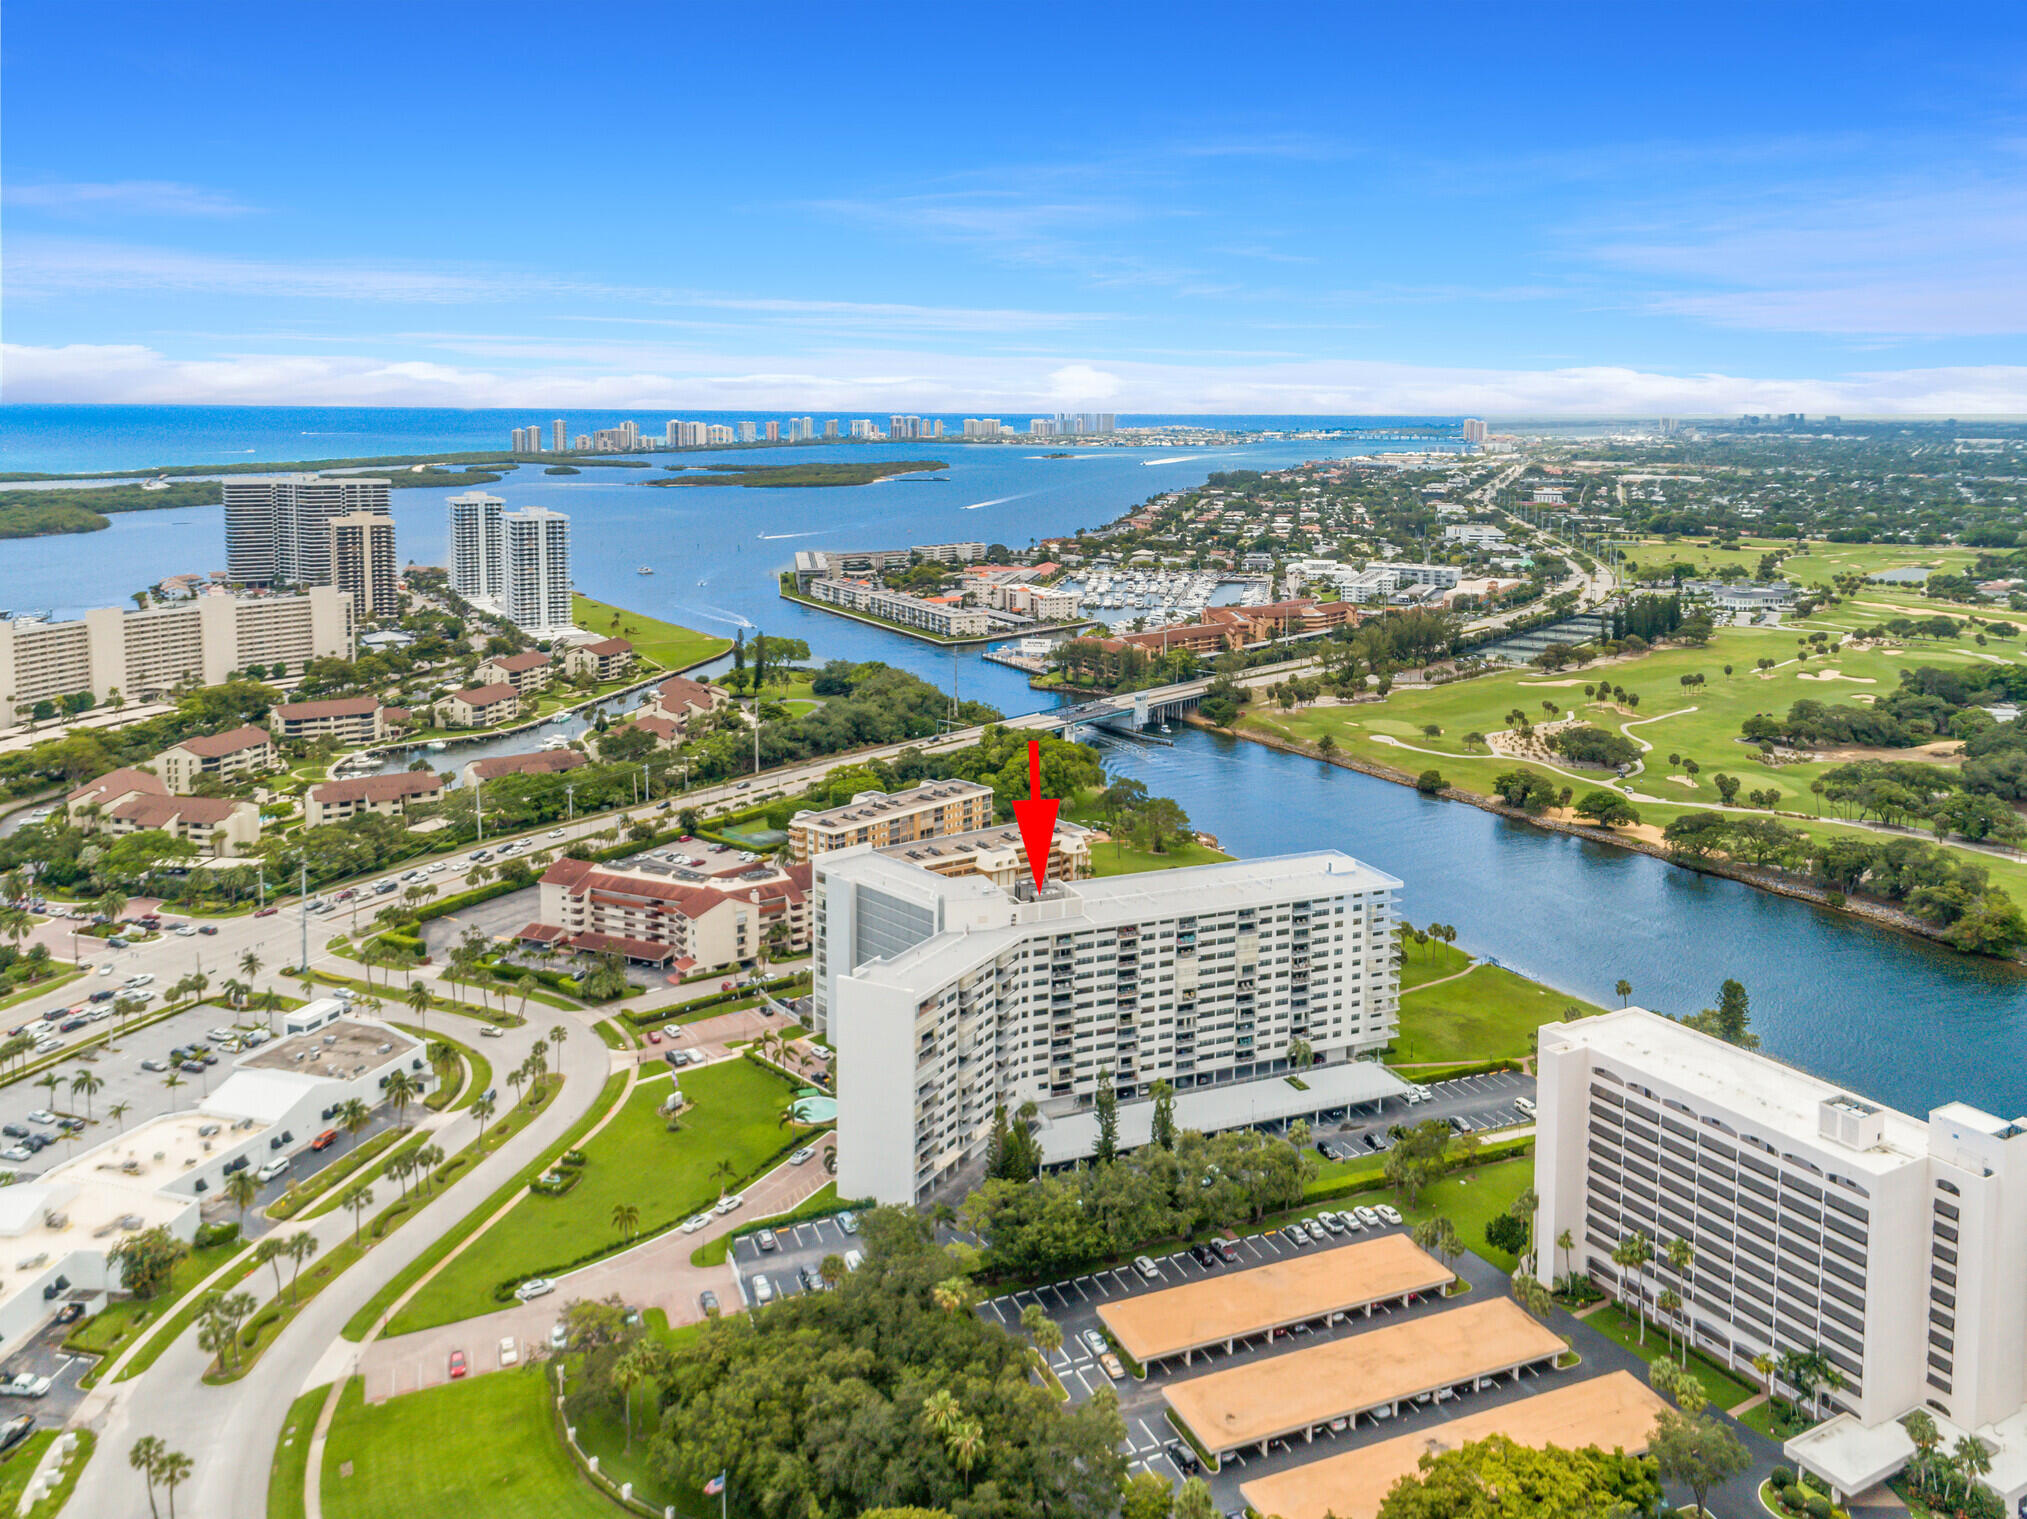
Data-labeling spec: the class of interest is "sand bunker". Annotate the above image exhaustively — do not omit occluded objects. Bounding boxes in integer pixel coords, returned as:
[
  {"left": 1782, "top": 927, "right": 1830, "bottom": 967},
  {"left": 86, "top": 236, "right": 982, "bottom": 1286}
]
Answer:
[{"left": 1796, "top": 670, "right": 1876, "bottom": 683}]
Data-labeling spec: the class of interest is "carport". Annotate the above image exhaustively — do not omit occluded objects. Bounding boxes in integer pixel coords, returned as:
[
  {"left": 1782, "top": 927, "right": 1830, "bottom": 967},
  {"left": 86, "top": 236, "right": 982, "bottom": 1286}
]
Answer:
[
  {"left": 1097, "top": 1234, "right": 1451, "bottom": 1370},
  {"left": 1238, "top": 1371, "right": 1668, "bottom": 1519},
  {"left": 1162, "top": 1298, "right": 1567, "bottom": 1461}
]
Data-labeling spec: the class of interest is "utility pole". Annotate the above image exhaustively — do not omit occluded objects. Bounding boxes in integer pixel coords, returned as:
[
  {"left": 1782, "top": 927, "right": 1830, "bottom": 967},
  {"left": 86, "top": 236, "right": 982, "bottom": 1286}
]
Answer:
[
  {"left": 565, "top": 783, "right": 575, "bottom": 821},
  {"left": 475, "top": 776, "right": 484, "bottom": 843},
  {"left": 299, "top": 860, "right": 308, "bottom": 974}
]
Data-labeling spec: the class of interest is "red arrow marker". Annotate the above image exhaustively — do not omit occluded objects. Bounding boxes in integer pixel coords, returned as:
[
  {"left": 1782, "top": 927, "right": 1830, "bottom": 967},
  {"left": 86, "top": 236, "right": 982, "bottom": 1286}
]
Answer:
[{"left": 1010, "top": 738, "right": 1060, "bottom": 891}]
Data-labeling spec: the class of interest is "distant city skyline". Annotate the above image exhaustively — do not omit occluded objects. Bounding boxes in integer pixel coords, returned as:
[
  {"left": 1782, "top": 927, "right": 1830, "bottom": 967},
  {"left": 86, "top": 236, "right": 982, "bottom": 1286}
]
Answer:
[{"left": 3, "top": 4, "right": 2024, "bottom": 416}]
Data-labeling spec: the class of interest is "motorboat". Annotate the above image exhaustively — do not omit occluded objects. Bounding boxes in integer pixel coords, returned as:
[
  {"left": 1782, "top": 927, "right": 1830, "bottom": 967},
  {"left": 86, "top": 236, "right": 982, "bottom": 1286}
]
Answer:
[{"left": 637, "top": 565, "right": 654, "bottom": 575}]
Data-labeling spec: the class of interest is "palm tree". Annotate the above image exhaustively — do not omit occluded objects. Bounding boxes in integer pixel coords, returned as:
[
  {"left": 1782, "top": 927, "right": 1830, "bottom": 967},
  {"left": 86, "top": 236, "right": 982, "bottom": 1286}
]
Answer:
[
  {"left": 338, "top": 1096, "right": 369, "bottom": 1141},
  {"left": 161, "top": 1071, "right": 185, "bottom": 1110},
  {"left": 406, "top": 979, "right": 432, "bottom": 1030},
  {"left": 96, "top": 888, "right": 128, "bottom": 925},
  {"left": 220, "top": 977, "right": 250, "bottom": 1010},
  {"left": 34, "top": 1070, "right": 63, "bottom": 1111},
  {"left": 129, "top": 1435, "right": 166, "bottom": 1519},
  {"left": 1615, "top": 978, "right": 1632, "bottom": 1006},
  {"left": 921, "top": 1387, "right": 962, "bottom": 1437},
  {"left": 384, "top": 1069, "right": 418, "bottom": 1127},
  {"left": 548, "top": 1023, "right": 568, "bottom": 1058},
  {"left": 1656, "top": 1288, "right": 1683, "bottom": 1356},
  {"left": 611, "top": 1201, "right": 641, "bottom": 1242},
  {"left": 1954, "top": 1435, "right": 1993, "bottom": 1503},
  {"left": 711, "top": 1157, "right": 736, "bottom": 1198},
  {"left": 339, "top": 1182, "right": 375, "bottom": 1246},
  {"left": 471, "top": 1095, "right": 496, "bottom": 1152},
  {"left": 285, "top": 1231, "right": 320, "bottom": 1302},
  {"left": 254, "top": 1236, "right": 288, "bottom": 1302},
  {"left": 931, "top": 1276, "right": 971, "bottom": 1314},
  {"left": 224, "top": 1168, "right": 259, "bottom": 1230},
  {"left": 69, "top": 1068, "right": 103, "bottom": 1120},
  {"left": 1612, "top": 1232, "right": 1653, "bottom": 1343},
  {"left": 1510, "top": 1270, "right": 1556, "bottom": 1324},
  {"left": 819, "top": 1252, "right": 846, "bottom": 1289},
  {"left": 1555, "top": 1228, "right": 1574, "bottom": 1289},
  {"left": 1751, "top": 1352, "right": 1778, "bottom": 1408},
  {"left": 108, "top": 1100, "right": 132, "bottom": 1133},
  {"left": 611, "top": 1341, "right": 656, "bottom": 1450},
  {"left": 505, "top": 1061, "right": 527, "bottom": 1107},
  {"left": 239, "top": 949, "right": 263, "bottom": 984},
  {"left": 157, "top": 1449, "right": 193, "bottom": 1519},
  {"left": 1665, "top": 1235, "right": 1695, "bottom": 1365}
]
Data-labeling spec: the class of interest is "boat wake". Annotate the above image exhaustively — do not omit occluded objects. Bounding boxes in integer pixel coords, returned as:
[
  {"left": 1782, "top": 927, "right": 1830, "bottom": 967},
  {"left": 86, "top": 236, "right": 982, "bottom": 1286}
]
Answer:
[
  {"left": 680, "top": 602, "right": 755, "bottom": 630},
  {"left": 963, "top": 491, "right": 1034, "bottom": 510},
  {"left": 757, "top": 530, "right": 832, "bottom": 540}
]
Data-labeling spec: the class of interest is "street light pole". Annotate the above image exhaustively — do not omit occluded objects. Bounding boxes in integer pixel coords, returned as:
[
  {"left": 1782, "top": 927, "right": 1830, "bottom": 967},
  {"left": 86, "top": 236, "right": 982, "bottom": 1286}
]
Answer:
[{"left": 299, "top": 860, "right": 309, "bottom": 974}]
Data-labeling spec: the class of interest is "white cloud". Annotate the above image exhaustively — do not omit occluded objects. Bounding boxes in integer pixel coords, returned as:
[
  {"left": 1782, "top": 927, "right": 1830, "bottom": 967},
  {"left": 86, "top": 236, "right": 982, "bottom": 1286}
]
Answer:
[
  {"left": 2, "top": 181, "right": 252, "bottom": 217},
  {"left": 6, "top": 341, "right": 2022, "bottom": 416}
]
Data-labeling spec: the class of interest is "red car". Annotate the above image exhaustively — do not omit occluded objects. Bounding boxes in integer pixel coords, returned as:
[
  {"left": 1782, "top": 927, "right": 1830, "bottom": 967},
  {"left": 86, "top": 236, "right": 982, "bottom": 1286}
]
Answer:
[
  {"left": 448, "top": 1350, "right": 467, "bottom": 1379},
  {"left": 254, "top": 907, "right": 278, "bottom": 917},
  {"left": 646, "top": 1030, "right": 662, "bottom": 1045}
]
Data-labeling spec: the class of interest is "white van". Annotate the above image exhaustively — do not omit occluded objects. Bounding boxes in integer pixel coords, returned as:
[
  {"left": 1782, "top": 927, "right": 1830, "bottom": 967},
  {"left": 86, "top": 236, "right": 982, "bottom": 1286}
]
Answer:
[
  {"left": 256, "top": 1157, "right": 290, "bottom": 1183},
  {"left": 1514, "top": 1096, "right": 1536, "bottom": 1117}
]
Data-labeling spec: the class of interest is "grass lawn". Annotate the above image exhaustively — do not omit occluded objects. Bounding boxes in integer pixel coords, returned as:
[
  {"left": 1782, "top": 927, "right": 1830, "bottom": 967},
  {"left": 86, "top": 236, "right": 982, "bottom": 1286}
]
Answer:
[
  {"left": 1087, "top": 836, "right": 1232, "bottom": 876},
  {"left": 572, "top": 593, "right": 731, "bottom": 672},
  {"left": 390, "top": 1059, "right": 805, "bottom": 1332},
  {"left": 1393, "top": 964, "right": 1606, "bottom": 1066},
  {"left": 1232, "top": 620, "right": 2027, "bottom": 907},
  {"left": 266, "top": 1387, "right": 326, "bottom": 1519},
  {"left": 1582, "top": 1301, "right": 1756, "bottom": 1410},
  {"left": 323, "top": 1370, "right": 617, "bottom": 1519},
  {"left": 67, "top": 1237, "right": 245, "bottom": 1362},
  {"left": 0, "top": 1434, "right": 57, "bottom": 1514},
  {"left": 1397, "top": 1154, "right": 1536, "bottom": 1272},
  {"left": 393, "top": 1022, "right": 490, "bottom": 1111},
  {"left": 1400, "top": 938, "right": 1471, "bottom": 989}
]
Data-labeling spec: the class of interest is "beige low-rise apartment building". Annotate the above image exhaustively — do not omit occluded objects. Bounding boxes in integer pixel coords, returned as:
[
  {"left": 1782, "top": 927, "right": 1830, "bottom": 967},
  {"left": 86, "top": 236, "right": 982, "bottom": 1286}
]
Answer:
[
  {"left": 520, "top": 856, "right": 812, "bottom": 971},
  {"left": 562, "top": 637, "right": 634, "bottom": 682},
  {"left": 436, "top": 683, "right": 521, "bottom": 728},
  {"left": 304, "top": 770, "right": 444, "bottom": 828},
  {"left": 460, "top": 749, "right": 585, "bottom": 787},
  {"left": 0, "top": 587, "right": 355, "bottom": 727},
  {"left": 788, "top": 777, "right": 996, "bottom": 862},
  {"left": 647, "top": 674, "right": 730, "bottom": 732},
  {"left": 269, "top": 697, "right": 408, "bottom": 746},
  {"left": 67, "top": 768, "right": 261, "bottom": 856},
  {"left": 155, "top": 725, "right": 278, "bottom": 792},
  {"left": 475, "top": 650, "right": 553, "bottom": 694}
]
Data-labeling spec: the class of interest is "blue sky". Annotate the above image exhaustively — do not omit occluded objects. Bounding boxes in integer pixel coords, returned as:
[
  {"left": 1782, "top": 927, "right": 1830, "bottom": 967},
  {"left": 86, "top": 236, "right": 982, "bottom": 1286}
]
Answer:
[{"left": 4, "top": 2, "right": 2025, "bottom": 415}]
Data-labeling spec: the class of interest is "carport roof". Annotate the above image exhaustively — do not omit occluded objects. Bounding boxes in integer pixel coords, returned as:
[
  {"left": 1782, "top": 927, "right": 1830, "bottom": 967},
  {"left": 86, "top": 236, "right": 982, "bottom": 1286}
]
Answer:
[
  {"left": 1035, "top": 1061, "right": 1409, "bottom": 1165},
  {"left": 1238, "top": 1371, "right": 1668, "bottom": 1519},
  {"left": 1162, "top": 1297, "right": 1566, "bottom": 1453},
  {"left": 1097, "top": 1234, "right": 1451, "bottom": 1364}
]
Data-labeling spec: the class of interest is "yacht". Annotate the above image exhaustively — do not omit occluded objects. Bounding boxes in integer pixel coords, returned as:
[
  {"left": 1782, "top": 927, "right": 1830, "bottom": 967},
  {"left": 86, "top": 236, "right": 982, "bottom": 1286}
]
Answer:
[
  {"left": 425, "top": 740, "right": 447, "bottom": 753},
  {"left": 637, "top": 565, "right": 654, "bottom": 575}
]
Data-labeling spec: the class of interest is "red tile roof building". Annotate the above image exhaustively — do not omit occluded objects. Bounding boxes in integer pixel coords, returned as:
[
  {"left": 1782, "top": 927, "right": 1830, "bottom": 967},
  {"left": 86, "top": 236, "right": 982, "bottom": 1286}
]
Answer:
[
  {"left": 520, "top": 856, "right": 811, "bottom": 970},
  {"left": 305, "top": 770, "right": 445, "bottom": 828}
]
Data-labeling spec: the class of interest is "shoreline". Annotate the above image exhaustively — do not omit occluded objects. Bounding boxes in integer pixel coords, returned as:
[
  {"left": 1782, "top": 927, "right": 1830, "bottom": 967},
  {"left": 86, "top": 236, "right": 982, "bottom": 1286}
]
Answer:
[{"left": 1189, "top": 714, "right": 2024, "bottom": 968}]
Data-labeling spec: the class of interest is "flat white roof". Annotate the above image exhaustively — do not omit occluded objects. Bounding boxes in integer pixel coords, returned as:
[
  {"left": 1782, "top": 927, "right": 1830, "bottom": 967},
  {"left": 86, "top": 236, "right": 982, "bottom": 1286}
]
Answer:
[
  {"left": 1037, "top": 1062, "right": 1410, "bottom": 1164},
  {"left": 1543, "top": 1008, "right": 1934, "bottom": 1175},
  {"left": 1783, "top": 1413, "right": 1914, "bottom": 1497}
]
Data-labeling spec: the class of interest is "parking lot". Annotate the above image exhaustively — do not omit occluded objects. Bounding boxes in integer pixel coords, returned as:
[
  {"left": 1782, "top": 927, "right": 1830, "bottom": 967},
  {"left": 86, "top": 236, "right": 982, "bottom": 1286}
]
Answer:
[
  {"left": 0, "top": 1307, "right": 94, "bottom": 1428},
  {"left": 1308, "top": 1070, "right": 1535, "bottom": 1161},
  {"left": 727, "top": 1201, "right": 862, "bottom": 1305},
  {"left": 0, "top": 998, "right": 283, "bottom": 1179},
  {"left": 977, "top": 1217, "right": 1541, "bottom": 1505}
]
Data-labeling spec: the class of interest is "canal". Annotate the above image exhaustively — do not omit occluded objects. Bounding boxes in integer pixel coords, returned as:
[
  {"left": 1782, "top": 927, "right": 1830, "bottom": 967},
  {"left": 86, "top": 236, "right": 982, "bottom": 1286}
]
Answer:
[{"left": 1094, "top": 725, "right": 2027, "bottom": 1121}]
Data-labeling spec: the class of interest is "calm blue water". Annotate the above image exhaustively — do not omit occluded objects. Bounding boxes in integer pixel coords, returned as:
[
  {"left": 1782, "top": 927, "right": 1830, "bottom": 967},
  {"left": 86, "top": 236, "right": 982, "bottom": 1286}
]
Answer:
[
  {"left": 0, "top": 422, "right": 1455, "bottom": 711},
  {"left": 1096, "top": 729, "right": 2027, "bottom": 1121}
]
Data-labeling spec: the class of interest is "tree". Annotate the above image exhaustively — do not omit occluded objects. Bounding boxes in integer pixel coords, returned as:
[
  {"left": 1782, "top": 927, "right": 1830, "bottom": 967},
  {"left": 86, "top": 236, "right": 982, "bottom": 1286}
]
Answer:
[
  {"left": 108, "top": 1099, "right": 132, "bottom": 1132},
  {"left": 1509, "top": 1269, "right": 1555, "bottom": 1324},
  {"left": 285, "top": 1231, "right": 320, "bottom": 1302},
  {"left": 1573, "top": 789, "right": 1640, "bottom": 828},
  {"left": 612, "top": 1201, "right": 641, "bottom": 1242},
  {"left": 1375, "top": 1434, "right": 1660, "bottom": 1519},
  {"left": 385, "top": 1068, "right": 418, "bottom": 1127},
  {"left": 1412, "top": 1215, "right": 1463, "bottom": 1283},
  {"left": 69, "top": 1067, "right": 103, "bottom": 1120},
  {"left": 1650, "top": 1408, "right": 1751, "bottom": 1519},
  {"left": 1149, "top": 1079, "right": 1176, "bottom": 1151},
  {"left": 1612, "top": 1232, "right": 1653, "bottom": 1342},
  {"left": 1093, "top": 1075, "right": 1119, "bottom": 1164},
  {"left": 338, "top": 1096, "right": 370, "bottom": 1141},
  {"left": 472, "top": 1095, "right": 496, "bottom": 1151},
  {"left": 157, "top": 1448, "right": 194, "bottom": 1519},
  {"left": 108, "top": 1226, "right": 188, "bottom": 1299},
  {"left": 130, "top": 1435, "right": 167, "bottom": 1519},
  {"left": 1665, "top": 1235, "right": 1695, "bottom": 1365},
  {"left": 1615, "top": 979, "right": 1632, "bottom": 1007},
  {"left": 254, "top": 1235, "right": 288, "bottom": 1302},
  {"left": 339, "top": 1181, "right": 375, "bottom": 1245},
  {"left": 406, "top": 978, "right": 433, "bottom": 1029},
  {"left": 1173, "top": 1476, "right": 1215, "bottom": 1519},
  {"left": 224, "top": 1167, "right": 260, "bottom": 1229},
  {"left": 1680, "top": 978, "right": 1758, "bottom": 1049},
  {"left": 1484, "top": 1212, "right": 1529, "bottom": 1256},
  {"left": 1121, "top": 1470, "right": 1174, "bottom": 1519}
]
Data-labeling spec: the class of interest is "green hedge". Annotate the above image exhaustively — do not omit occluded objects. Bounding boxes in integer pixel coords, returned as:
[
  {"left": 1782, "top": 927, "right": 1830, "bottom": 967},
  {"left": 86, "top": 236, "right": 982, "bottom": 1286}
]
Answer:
[
  {"left": 1393, "top": 1057, "right": 1526, "bottom": 1084},
  {"left": 624, "top": 971, "right": 805, "bottom": 1027}
]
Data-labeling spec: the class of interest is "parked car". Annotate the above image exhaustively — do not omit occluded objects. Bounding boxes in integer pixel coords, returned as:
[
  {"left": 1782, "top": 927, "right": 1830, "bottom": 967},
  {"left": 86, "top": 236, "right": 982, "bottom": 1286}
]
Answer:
[
  {"left": 1514, "top": 1096, "right": 1536, "bottom": 1117},
  {"left": 843, "top": 1249, "right": 863, "bottom": 1273},
  {"left": 311, "top": 1129, "right": 338, "bottom": 1151},
  {"left": 1375, "top": 1204, "right": 1403, "bottom": 1225},
  {"left": 549, "top": 1321, "right": 569, "bottom": 1351},
  {"left": 751, "top": 1274, "right": 774, "bottom": 1305},
  {"left": 1133, "top": 1255, "right": 1160, "bottom": 1279},
  {"left": 0, "top": 1375, "right": 50, "bottom": 1399},
  {"left": 1353, "top": 1206, "right": 1381, "bottom": 1228},
  {"left": 1100, "top": 1353, "right": 1126, "bottom": 1380},
  {"left": 25, "top": 1112, "right": 54, "bottom": 1127},
  {"left": 714, "top": 1194, "right": 743, "bottom": 1215},
  {"left": 1285, "top": 1223, "right": 1310, "bottom": 1246},
  {"left": 789, "top": 1146, "right": 815, "bottom": 1166},
  {"left": 756, "top": 1229, "right": 778, "bottom": 1253},
  {"left": 53, "top": 1302, "right": 83, "bottom": 1326},
  {"left": 514, "top": 1278, "right": 556, "bottom": 1302},
  {"left": 498, "top": 1336, "right": 519, "bottom": 1368},
  {"left": 836, "top": 1211, "right": 859, "bottom": 1234},
  {"left": 1082, "top": 1328, "right": 1108, "bottom": 1356},
  {"left": 698, "top": 1290, "right": 721, "bottom": 1317},
  {"left": 1215, "top": 1238, "right": 1241, "bottom": 1263},
  {"left": 0, "top": 1416, "right": 33, "bottom": 1456},
  {"left": 448, "top": 1349, "right": 467, "bottom": 1379},
  {"left": 0, "top": 1126, "right": 24, "bottom": 1140},
  {"left": 1, "top": 1146, "right": 31, "bottom": 1163},
  {"left": 478, "top": 1025, "right": 503, "bottom": 1039},
  {"left": 1165, "top": 1440, "right": 1201, "bottom": 1476},
  {"left": 256, "top": 1157, "right": 290, "bottom": 1183},
  {"left": 646, "top": 1030, "right": 661, "bottom": 1045},
  {"left": 680, "top": 1212, "right": 713, "bottom": 1234}
]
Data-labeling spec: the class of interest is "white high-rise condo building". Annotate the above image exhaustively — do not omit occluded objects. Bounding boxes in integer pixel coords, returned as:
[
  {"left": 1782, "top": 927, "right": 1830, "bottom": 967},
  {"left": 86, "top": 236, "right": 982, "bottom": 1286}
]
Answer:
[
  {"left": 329, "top": 512, "right": 399, "bottom": 619},
  {"left": 552, "top": 418, "right": 567, "bottom": 452},
  {"left": 447, "top": 492, "right": 505, "bottom": 602},
  {"left": 738, "top": 421, "right": 757, "bottom": 443},
  {"left": 818, "top": 848, "right": 1402, "bottom": 1206},
  {"left": 223, "top": 475, "right": 390, "bottom": 587},
  {"left": 502, "top": 507, "right": 572, "bottom": 633},
  {"left": 1461, "top": 418, "right": 1489, "bottom": 445},
  {"left": 1537, "top": 1007, "right": 2027, "bottom": 1506}
]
